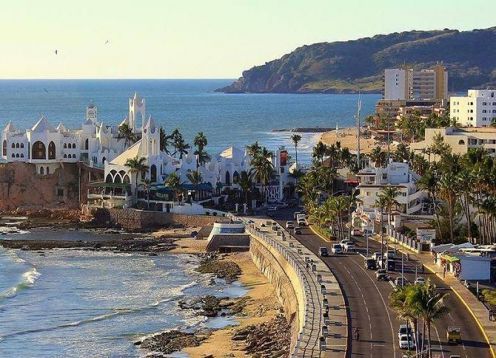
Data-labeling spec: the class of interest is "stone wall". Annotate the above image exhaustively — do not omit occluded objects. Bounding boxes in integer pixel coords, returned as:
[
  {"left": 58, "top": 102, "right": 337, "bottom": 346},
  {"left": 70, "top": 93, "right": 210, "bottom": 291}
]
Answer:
[
  {"left": 0, "top": 162, "right": 102, "bottom": 211},
  {"left": 90, "top": 207, "right": 229, "bottom": 231},
  {"left": 249, "top": 237, "right": 304, "bottom": 353}
]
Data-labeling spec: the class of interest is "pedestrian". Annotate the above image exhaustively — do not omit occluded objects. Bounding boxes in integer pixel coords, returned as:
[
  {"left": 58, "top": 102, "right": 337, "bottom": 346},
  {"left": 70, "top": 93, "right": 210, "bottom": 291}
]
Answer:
[{"left": 353, "top": 328, "right": 360, "bottom": 341}]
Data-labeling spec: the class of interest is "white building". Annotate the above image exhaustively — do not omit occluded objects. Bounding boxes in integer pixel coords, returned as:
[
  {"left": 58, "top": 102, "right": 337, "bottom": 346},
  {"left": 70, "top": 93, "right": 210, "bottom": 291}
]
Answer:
[
  {"left": 0, "top": 94, "right": 149, "bottom": 175},
  {"left": 384, "top": 65, "right": 448, "bottom": 101},
  {"left": 450, "top": 89, "right": 496, "bottom": 127},
  {"left": 352, "top": 162, "right": 427, "bottom": 233}
]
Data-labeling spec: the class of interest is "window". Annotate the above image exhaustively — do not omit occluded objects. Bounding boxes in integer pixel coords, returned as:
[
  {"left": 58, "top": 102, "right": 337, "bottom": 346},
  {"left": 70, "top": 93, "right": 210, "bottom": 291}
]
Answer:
[
  {"left": 20, "top": 143, "right": 24, "bottom": 148},
  {"left": 20, "top": 154, "right": 24, "bottom": 158},
  {"left": 57, "top": 189, "right": 64, "bottom": 197},
  {"left": 63, "top": 154, "right": 67, "bottom": 158},
  {"left": 32, "top": 141, "right": 46, "bottom": 159},
  {"left": 48, "top": 141, "right": 56, "bottom": 160},
  {"left": 458, "top": 140, "right": 465, "bottom": 145},
  {"left": 2, "top": 140, "right": 6, "bottom": 156},
  {"left": 15, "top": 143, "right": 19, "bottom": 148},
  {"left": 11, "top": 143, "right": 15, "bottom": 148},
  {"left": 64, "top": 143, "right": 67, "bottom": 148},
  {"left": 72, "top": 143, "right": 76, "bottom": 149}
]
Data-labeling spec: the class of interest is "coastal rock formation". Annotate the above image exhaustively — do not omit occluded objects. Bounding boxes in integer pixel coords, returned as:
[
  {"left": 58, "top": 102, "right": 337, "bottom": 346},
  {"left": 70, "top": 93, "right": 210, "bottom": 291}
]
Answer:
[
  {"left": 196, "top": 255, "right": 242, "bottom": 283},
  {"left": 218, "top": 27, "right": 496, "bottom": 93},
  {"left": 0, "top": 162, "right": 102, "bottom": 211},
  {"left": 136, "top": 329, "right": 211, "bottom": 355}
]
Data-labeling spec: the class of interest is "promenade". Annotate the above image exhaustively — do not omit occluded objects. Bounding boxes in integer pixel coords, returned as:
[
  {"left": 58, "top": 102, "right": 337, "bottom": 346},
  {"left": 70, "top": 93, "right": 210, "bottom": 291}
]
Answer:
[{"left": 244, "top": 218, "right": 348, "bottom": 357}]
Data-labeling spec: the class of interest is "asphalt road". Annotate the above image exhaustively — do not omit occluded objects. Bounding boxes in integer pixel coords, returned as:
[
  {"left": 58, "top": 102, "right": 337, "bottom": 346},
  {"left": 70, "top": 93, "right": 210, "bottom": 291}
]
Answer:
[{"left": 271, "top": 210, "right": 491, "bottom": 358}]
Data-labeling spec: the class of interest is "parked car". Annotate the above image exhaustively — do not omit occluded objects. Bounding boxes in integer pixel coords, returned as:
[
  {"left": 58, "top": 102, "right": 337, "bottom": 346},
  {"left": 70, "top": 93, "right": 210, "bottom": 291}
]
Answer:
[
  {"left": 343, "top": 242, "right": 355, "bottom": 252},
  {"left": 376, "top": 269, "right": 388, "bottom": 281},
  {"left": 293, "top": 226, "right": 302, "bottom": 235},
  {"left": 399, "top": 334, "right": 415, "bottom": 350},
  {"left": 286, "top": 221, "right": 294, "bottom": 229},
  {"left": 297, "top": 219, "right": 306, "bottom": 226},
  {"left": 319, "top": 247, "right": 329, "bottom": 257},
  {"left": 394, "top": 276, "right": 407, "bottom": 287},
  {"left": 447, "top": 327, "right": 461, "bottom": 344},
  {"left": 331, "top": 244, "right": 343, "bottom": 254},
  {"left": 293, "top": 212, "right": 302, "bottom": 220},
  {"left": 339, "top": 239, "right": 352, "bottom": 248},
  {"left": 352, "top": 229, "right": 363, "bottom": 236},
  {"left": 365, "top": 258, "right": 377, "bottom": 270},
  {"left": 414, "top": 277, "right": 425, "bottom": 285}
]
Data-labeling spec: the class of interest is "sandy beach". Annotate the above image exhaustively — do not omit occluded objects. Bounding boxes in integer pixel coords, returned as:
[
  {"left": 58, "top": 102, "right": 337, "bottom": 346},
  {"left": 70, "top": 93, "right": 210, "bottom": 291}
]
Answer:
[
  {"left": 320, "top": 127, "right": 392, "bottom": 154},
  {"left": 183, "top": 252, "right": 282, "bottom": 357}
]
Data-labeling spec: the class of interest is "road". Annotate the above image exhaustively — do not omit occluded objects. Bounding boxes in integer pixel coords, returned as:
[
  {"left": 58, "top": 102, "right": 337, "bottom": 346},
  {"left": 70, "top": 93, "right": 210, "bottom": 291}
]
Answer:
[{"left": 271, "top": 209, "right": 491, "bottom": 358}]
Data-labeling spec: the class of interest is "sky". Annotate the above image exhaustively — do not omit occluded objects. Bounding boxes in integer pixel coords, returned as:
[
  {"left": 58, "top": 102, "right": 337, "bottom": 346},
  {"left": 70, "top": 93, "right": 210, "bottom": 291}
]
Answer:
[{"left": 0, "top": 0, "right": 494, "bottom": 79}]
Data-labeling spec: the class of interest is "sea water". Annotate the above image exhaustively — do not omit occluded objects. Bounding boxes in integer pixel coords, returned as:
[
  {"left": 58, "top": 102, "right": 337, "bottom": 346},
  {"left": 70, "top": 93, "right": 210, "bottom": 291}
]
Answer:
[
  {"left": 0, "top": 80, "right": 379, "bottom": 163},
  {"left": 0, "top": 232, "right": 247, "bottom": 357}
]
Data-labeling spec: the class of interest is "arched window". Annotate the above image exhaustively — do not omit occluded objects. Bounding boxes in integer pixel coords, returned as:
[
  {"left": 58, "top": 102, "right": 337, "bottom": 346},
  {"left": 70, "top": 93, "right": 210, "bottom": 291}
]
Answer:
[
  {"left": 105, "top": 174, "right": 113, "bottom": 183},
  {"left": 46, "top": 167, "right": 50, "bottom": 175},
  {"left": 15, "top": 153, "right": 19, "bottom": 158},
  {"left": 15, "top": 143, "right": 19, "bottom": 148},
  {"left": 64, "top": 154, "right": 67, "bottom": 158},
  {"left": 72, "top": 143, "right": 76, "bottom": 149},
  {"left": 85, "top": 138, "right": 89, "bottom": 150},
  {"left": 150, "top": 165, "right": 157, "bottom": 182},
  {"left": 11, "top": 143, "right": 15, "bottom": 148},
  {"left": 20, "top": 154, "right": 24, "bottom": 158},
  {"left": 233, "top": 171, "right": 240, "bottom": 184},
  {"left": 2, "top": 140, "right": 6, "bottom": 156},
  {"left": 114, "top": 174, "right": 122, "bottom": 184},
  {"left": 102, "top": 157, "right": 106, "bottom": 165},
  {"left": 63, "top": 143, "right": 67, "bottom": 149},
  {"left": 32, "top": 141, "right": 46, "bottom": 159},
  {"left": 225, "top": 171, "right": 231, "bottom": 185},
  {"left": 48, "top": 141, "right": 56, "bottom": 159},
  {"left": 40, "top": 166, "right": 44, "bottom": 175},
  {"left": 123, "top": 175, "right": 130, "bottom": 184},
  {"left": 458, "top": 139, "right": 465, "bottom": 145},
  {"left": 20, "top": 143, "right": 24, "bottom": 148},
  {"left": 11, "top": 154, "right": 14, "bottom": 158}
]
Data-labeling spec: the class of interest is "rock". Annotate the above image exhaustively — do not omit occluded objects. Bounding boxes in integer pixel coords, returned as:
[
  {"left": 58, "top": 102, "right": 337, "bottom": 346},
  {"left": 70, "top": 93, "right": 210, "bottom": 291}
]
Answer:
[{"left": 138, "top": 329, "right": 211, "bottom": 355}]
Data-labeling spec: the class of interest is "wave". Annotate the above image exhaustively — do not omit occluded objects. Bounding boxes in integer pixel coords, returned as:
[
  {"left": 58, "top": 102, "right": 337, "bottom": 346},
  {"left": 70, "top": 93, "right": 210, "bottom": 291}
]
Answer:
[
  {"left": 0, "top": 267, "right": 40, "bottom": 300},
  {"left": 0, "top": 281, "right": 198, "bottom": 341}
]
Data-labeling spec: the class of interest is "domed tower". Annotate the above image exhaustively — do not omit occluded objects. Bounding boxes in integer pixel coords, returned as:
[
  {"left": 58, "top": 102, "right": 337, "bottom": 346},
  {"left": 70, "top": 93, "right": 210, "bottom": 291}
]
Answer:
[{"left": 128, "top": 92, "right": 145, "bottom": 133}]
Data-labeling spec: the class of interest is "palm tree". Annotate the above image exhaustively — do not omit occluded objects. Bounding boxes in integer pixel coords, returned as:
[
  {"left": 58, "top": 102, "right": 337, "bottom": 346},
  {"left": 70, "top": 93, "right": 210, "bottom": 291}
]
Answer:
[
  {"left": 438, "top": 173, "right": 458, "bottom": 243},
  {"left": 193, "top": 132, "right": 211, "bottom": 170},
  {"left": 170, "top": 128, "right": 190, "bottom": 159},
  {"left": 238, "top": 170, "right": 252, "bottom": 205},
  {"left": 390, "top": 285, "right": 421, "bottom": 355},
  {"left": 312, "top": 141, "right": 327, "bottom": 165},
  {"left": 140, "top": 178, "right": 152, "bottom": 209},
  {"left": 291, "top": 134, "right": 302, "bottom": 168},
  {"left": 246, "top": 141, "right": 262, "bottom": 158},
  {"left": 124, "top": 156, "right": 149, "bottom": 203},
  {"left": 374, "top": 195, "right": 388, "bottom": 261},
  {"left": 378, "top": 185, "right": 400, "bottom": 228},
  {"left": 159, "top": 127, "right": 172, "bottom": 154},
  {"left": 118, "top": 123, "right": 137, "bottom": 147},
  {"left": 370, "top": 146, "right": 386, "bottom": 167},
  {"left": 186, "top": 170, "right": 203, "bottom": 186},
  {"left": 249, "top": 147, "right": 274, "bottom": 203},
  {"left": 164, "top": 172, "right": 183, "bottom": 202},
  {"left": 417, "top": 169, "right": 443, "bottom": 241}
]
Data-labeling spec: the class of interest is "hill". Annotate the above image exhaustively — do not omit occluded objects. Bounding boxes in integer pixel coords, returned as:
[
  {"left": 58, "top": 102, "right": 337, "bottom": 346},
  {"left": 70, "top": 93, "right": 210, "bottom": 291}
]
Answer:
[{"left": 217, "top": 27, "right": 496, "bottom": 94}]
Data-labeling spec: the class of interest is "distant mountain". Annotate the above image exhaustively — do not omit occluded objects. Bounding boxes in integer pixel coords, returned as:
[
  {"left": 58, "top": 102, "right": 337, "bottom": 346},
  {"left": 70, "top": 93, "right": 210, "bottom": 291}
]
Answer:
[{"left": 217, "top": 27, "right": 496, "bottom": 94}]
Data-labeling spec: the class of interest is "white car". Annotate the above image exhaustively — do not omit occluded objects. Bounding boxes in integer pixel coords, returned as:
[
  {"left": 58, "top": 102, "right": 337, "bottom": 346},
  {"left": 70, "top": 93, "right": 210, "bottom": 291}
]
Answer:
[
  {"left": 286, "top": 221, "right": 294, "bottom": 229},
  {"left": 414, "top": 277, "right": 425, "bottom": 285},
  {"left": 398, "top": 324, "right": 413, "bottom": 341},
  {"left": 343, "top": 242, "right": 355, "bottom": 252},
  {"left": 331, "top": 244, "right": 343, "bottom": 254},
  {"left": 399, "top": 334, "right": 415, "bottom": 350},
  {"left": 395, "top": 276, "right": 407, "bottom": 287},
  {"left": 339, "top": 239, "right": 352, "bottom": 248}
]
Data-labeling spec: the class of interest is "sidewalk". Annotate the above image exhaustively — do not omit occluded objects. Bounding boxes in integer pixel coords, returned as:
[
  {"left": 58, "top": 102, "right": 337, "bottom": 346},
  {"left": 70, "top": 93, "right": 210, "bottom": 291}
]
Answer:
[{"left": 381, "top": 235, "right": 496, "bottom": 358}]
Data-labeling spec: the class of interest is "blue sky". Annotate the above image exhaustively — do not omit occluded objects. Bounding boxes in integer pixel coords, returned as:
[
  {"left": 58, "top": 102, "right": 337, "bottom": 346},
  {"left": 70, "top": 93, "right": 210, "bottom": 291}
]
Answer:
[{"left": 1, "top": 0, "right": 494, "bottom": 78}]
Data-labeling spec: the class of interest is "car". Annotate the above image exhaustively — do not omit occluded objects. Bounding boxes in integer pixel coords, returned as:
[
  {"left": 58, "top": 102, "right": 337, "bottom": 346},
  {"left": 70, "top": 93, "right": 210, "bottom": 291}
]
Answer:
[
  {"left": 395, "top": 276, "right": 407, "bottom": 287},
  {"left": 297, "top": 219, "right": 306, "bottom": 226},
  {"left": 293, "top": 226, "right": 302, "bottom": 235},
  {"left": 376, "top": 269, "right": 388, "bottom": 281},
  {"left": 339, "top": 239, "right": 352, "bottom": 248},
  {"left": 414, "top": 277, "right": 425, "bottom": 285},
  {"left": 371, "top": 252, "right": 382, "bottom": 262},
  {"left": 331, "top": 244, "right": 343, "bottom": 254},
  {"left": 399, "top": 334, "right": 415, "bottom": 350},
  {"left": 447, "top": 327, "right": 461, "bottom": 344},
  {"left": 343, "top": 242, "right": 355, "bottom": 252},
  {"left": 365, "top": 258, "right": 377, "bottom": 270},
  {"left": 285, "top": 221, "right": 294, "bottom": 229},
  {"left": 319, "top": 247, "right": 329, "bottom": 257},
  {"left": 293, "top": 211, "right": 302, "bottom": 220},
  {"left": 386, "top": 250, "right": 398, "bottom": 260},
  {"left": 398, "top": 324, "right": 413, "bottom": 340}
]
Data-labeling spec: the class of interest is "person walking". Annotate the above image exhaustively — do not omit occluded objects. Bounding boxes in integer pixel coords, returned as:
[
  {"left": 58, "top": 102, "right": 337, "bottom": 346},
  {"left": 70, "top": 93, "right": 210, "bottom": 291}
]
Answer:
[{"left": 353, "top": 327, "right": 360, "bottom": 341}]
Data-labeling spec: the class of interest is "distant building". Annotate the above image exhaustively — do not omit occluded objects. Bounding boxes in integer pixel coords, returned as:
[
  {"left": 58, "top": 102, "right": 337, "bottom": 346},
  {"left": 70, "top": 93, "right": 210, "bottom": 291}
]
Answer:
[
  {"left": 384, "top": 65, "right": 448, "bottom": 101},
  {"left": 450, "top": 89, "right": 496, "bottom": 127},
  {"left": 352, "top": 162, "right": 427, "bottom": 233},
  {"left": 375, "top": 99, "right": 445, "bottom": 120},
  {"left": 410, "top": 127, "right": 496, "bottom": 158}
]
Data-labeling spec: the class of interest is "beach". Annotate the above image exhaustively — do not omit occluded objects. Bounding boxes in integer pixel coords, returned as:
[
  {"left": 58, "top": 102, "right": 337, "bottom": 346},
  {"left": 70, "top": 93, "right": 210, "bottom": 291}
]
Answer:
[{"left": 320, "top": 127, "right": 391, "bottom": 154}]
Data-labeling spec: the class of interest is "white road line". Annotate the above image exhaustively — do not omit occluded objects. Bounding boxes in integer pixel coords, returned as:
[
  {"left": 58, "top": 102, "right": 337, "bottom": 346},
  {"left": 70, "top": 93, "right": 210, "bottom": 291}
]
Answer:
[
  {"left": 350, "top": 260, "right": 397, "bottom": 358},
  {"left": 432, "top": 324, "right": 445, "bottom": 358}
]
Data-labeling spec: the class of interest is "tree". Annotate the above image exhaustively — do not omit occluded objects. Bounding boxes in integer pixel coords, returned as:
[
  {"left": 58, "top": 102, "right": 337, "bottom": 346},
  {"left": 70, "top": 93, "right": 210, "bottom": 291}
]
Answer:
[
  {"left": 417, "top": 170, "right": 443, "bottom": 241},
  {"left": 170, "top": 129, "right": 190, "bottom": 159},
  {"left": 438, "top": 173, "right": 458, "bottom": 243},
  {"left": 377, "top": 185, "right": 400, "bottom": 228},
  {"left": 312, "top": 141, "right": 327, "bottom": 165},
  {"left": 238, "top": 170, "right": 252, "bottom": 205},
  {"left": 140, "top": 178, "right": 152, "bottom": 209},
  {"left": 159, "top": 127, "right": 172, "bottom": 154},
  {"left": 249, "top": 147, "right": 274, "bottom": 203},
  {"left": 193, "top": 132, "right": 211, "bottom": 170},
  {"left": 186, "top": 170, "right": 203, "bottom": 185},
  {"left": 165, "top": 172, "right": 183, "bottom": 202},
  {"left": 118, "top": 123, "right": 137, "bottom": 147},
  {"left": 374, "top": 195, "right": 388, "bottom": 261},
  {"left": 291, "top": 134, "right": 302, "bottom": 168},
  {"left": 124, "top": 156, "right": 149, "bottom": 203},
  {"left": 390, "top": 285, "right": 421, "bottom": 356},
  {"left": 246, "top": 141, "right": 262, "bottom": 158},
  {"left": 370, "top": 146, "right": 387, "bottom": 167}
]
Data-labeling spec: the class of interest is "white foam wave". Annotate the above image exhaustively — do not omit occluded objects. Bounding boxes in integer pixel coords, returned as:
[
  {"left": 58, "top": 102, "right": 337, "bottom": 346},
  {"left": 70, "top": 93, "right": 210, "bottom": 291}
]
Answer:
[{"left": 0, "top": 267, "right": 40, "bottom": 300}]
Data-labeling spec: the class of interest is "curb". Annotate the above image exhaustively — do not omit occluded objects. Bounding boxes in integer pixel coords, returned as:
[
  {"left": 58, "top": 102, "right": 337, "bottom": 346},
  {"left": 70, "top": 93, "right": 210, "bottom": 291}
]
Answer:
[{"left": 309, "top": 225, "right": 331, "bottom": 242}]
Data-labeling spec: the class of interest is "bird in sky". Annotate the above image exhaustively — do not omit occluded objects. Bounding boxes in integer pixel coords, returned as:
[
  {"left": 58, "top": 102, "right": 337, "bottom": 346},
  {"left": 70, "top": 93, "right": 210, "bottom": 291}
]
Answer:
[
  {"left": 43, "top": 88, "right": 49, "bottom": 93},
  {"left": 54, "top": 50, "right": 58, "bottom": 55},
  {"left": 105, "top": 40, "right": 110, "bottom": 45}
]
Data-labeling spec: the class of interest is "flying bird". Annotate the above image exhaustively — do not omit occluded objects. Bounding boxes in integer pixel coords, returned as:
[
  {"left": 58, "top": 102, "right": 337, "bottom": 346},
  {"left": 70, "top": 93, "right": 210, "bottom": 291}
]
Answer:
[
  {"left": 43, "top": 88, "right": 49, "bottom": 93},
  {"left": 105, "top": 40, "right": 110, "bottom": 45},
  {"left": 54, "top": 50, "right": 58, "bottom": 55}
]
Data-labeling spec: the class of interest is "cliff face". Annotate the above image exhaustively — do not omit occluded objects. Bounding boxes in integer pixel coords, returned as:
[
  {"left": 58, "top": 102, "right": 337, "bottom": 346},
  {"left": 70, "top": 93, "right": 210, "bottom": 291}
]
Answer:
[
  {"left": 218, "top": 27, "right": 496, "bottom": 93},
  {"left": 0, "top": 162, "right": 101, "bottom": 211}
]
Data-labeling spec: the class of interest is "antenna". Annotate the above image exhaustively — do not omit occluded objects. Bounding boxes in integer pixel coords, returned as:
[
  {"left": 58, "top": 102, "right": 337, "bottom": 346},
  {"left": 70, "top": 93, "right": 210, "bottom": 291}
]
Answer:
[{"left": 355, "top": 93, "right": 362, "bottom": 169}]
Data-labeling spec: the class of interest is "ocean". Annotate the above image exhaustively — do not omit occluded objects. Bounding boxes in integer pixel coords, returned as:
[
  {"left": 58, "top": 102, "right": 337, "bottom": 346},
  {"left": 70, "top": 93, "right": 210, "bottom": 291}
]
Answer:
[
  {"left": 0, "top": 80, "right": 380, "bottom": 163},
  {"left": 0, "top": 231, "right": 247, "bottom": 357}
]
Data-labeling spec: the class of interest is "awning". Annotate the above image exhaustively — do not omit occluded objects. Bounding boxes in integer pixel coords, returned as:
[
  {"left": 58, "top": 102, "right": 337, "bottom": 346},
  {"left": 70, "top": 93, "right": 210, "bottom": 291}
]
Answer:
[
  {"left": 441, "top": 254, "right": 460, "bottom": 263},
  {"left": 88, "top": 182, "right": 131, "bottom": 189}
]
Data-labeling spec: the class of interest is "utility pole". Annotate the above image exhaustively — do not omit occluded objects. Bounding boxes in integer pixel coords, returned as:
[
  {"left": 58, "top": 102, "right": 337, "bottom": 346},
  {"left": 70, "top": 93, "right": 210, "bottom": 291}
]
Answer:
[{"left": 355, "top": 93, "right": 362, "bottom": 170}]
